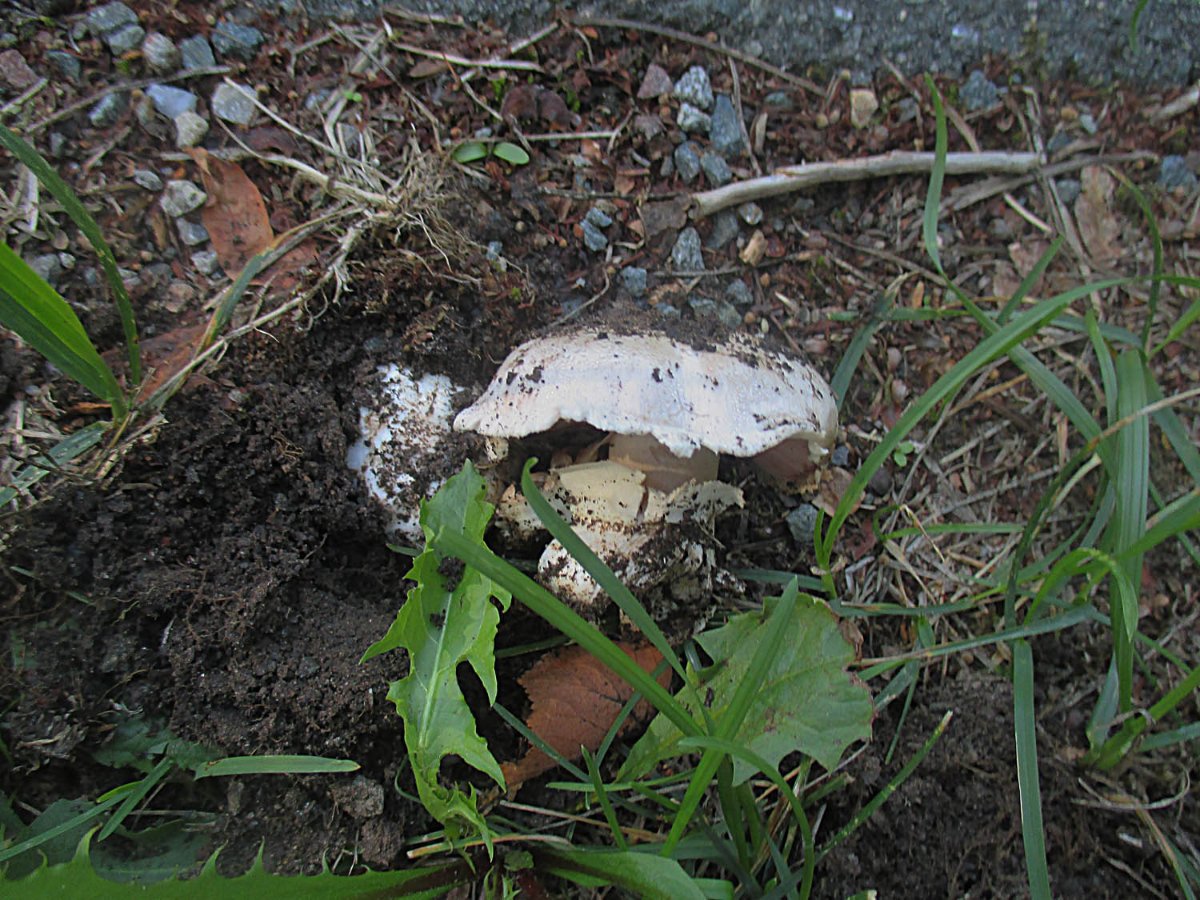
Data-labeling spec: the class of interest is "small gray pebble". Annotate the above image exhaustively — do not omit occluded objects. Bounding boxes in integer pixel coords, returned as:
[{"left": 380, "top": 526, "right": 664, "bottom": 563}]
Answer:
[
  {"left": 584, "top": 206, "right": 613, "bottom": 229},
  {"left": 1158, "top": 155, "right": 1198, "bottom": 191},
  {"left": 677, "top": 102, "right": 711, "bottom": 134},
  {"left": 160, "top": 179, "right": 207, "bottom": 217},
  {"left": 1056, "top": 178, "right": 1081, "bottom": 205},
  {"left": 191, "top": 250, "right": 220, "bottom": 276},
  {"left": 57, "top": 252, "right": 76, "bottom": 271},
  {"left": 620, "top": 266, "right": 647, "bottom": 298},
  {"left": 88, "top": 92, "right": 129, "bottom": 128},
  {"left": 704, "top": 210, "right": 739, "bottom": 249},
  {"left": 1045, "top": 131, "right": 1073, "bottom": 156},
  {"left": 141, "top": 32, "right": 180, "bottom": 73},
  {"left": 671, "top": 227, "right": 704, "bottom": 271},
  {"left": 303, "top": 87, "right": 332, "bottom": 111},
  {"left": 1078, "top": 113, "right": 1098, "bottom": 135},
  {"left": 173, "top": 111, "right": 208, "bottom": 149},
  {"left": 960, "top": 69, "right": 999, "bottom": 111},
  {"left": 786, "top": 504, "right": 820, "bottom": 545},
  {"left": 179, "top": 35, "right": 216, "bottom": 70},
  {"left": 700, "top": 151, "right": 732, "bottom": 187},
  {"left": 673, "top": 65, "right": 713, "bottom": 110},
  {"left": 895, "top": 96, "right": 919, "bottom": 124},
  {"left": 26, "top": 253, "right": 62, "bottom": 286},
  {"left": 211, "top": 21, "right": 265, "bottom": 62},
  {"left": 725, "top": 279, "right": 754, "bottom": 307},
  {"left": 211, "top": 82, "right": 256, "bottom": 126},
  {"left": 146, "top": 83, "right": 196, "bottom": 119},
  {"left": 581, "top": 219, "right": 608, "bottom": 252},
  {"left": 656, "top": 303, "right": 681, "bottom": 319},
  {"left": 47, "top": 132, "right": 66, "bottom": 157},
  {"left": 764, "top": 91, "right": 790, "bottom": 108},
  {"left": 105, "top": 23, "right": 145, "bottom": 56},
  {"left": 709, "top": 94, "right": 744, "bottom": 156},
  {"left": 176, "top": 218, "right": 209, "bottom": 247},
  {"left": 132, "top": 169, "right": 163, "bottom": 191},
  {"left": 868, "top": 467, "right": 893, "bottom": 495},
  {"left": 831, "top": 445, "right": 850, "bottom": 467},
  {"left": 686, "top": 296, "right": 739, "bottom": 328},
  {"left": 988, "top": 217, "right": 1014, "bottom": 241},
  {"left": 44, "top": 50, "right": 81, "bottom": 81},
  {"left": 673, "top": 141, "right": 702, "bottom": 183},
  {"left": 737, "top": 202, "right": 763, "bottom": 225},
  {"left": 86, "top": 1, "right": 138, "bottom": 35},
  {"left": 118, "top": 267, "right": 140, "bottom": 288},
  {"left": 659, "top": 155, "right": 675, "bottom": 178}
]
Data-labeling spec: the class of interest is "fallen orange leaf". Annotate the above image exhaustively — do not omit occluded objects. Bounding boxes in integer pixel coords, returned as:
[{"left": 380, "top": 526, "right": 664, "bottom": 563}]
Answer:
[
  {"left": 501, "top": 642, "right": 668, "bottom": 791},
  {"left": 188, "top": 148, "right": 273, "bottom": 276}
]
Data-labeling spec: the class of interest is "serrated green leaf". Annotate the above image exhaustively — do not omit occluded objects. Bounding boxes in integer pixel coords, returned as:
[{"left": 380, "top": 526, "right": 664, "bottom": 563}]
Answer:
[
  {"left": 365, "top": 463, "right": 511, "bottom": 838},
  {"left": 451, "top": 141, "right": 488, "bottom": 164},
  {"left": 624, "top": 598, "right": 873, "bottom": 782},
  {"left": 3, "top": 830, "right": 469, "bottom": 896},
  {"left": 492, "top": 142, "right": 530, "bottom": 165}
]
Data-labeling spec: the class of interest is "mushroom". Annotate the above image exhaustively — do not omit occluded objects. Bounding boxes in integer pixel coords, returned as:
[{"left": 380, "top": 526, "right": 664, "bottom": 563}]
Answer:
[
  {"left": 453, "top": 326, "right": 838, "bottom": 615},
  {"left": 347, "top": 364, "right": 465, "bottom": 542}
]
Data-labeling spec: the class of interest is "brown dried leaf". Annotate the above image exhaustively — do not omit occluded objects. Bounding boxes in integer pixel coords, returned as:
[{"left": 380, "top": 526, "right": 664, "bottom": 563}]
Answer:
[
  {"left": 132, "top": 322, "right": 207, "bottom": 402},
  {"left": 1074, "top": 166, "right": 1121, "bottom": 264},
  {"left": 501, "top": 642, "right": 667, "bottom": 790},
  {"left": 188, "top": 148, "right": 274, "bottom": 276}
]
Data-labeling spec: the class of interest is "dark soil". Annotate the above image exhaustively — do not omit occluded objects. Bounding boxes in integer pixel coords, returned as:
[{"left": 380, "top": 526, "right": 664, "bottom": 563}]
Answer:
[{"left": 2, "top": 3, "right": 1198, "bottom": 896}]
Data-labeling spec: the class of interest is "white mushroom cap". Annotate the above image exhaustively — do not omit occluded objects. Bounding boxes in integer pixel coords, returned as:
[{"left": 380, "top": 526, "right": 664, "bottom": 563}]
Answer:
[{"left": 453, "top": 328, "right": 838, "bottom": 466}]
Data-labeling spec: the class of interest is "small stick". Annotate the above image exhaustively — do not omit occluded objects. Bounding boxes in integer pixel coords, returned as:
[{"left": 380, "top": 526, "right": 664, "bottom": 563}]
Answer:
[
  {"left": 463, "top": 21, "right": 560, "bottom": 83},
  {"left": 569, "top": 13, "right": 822, "bottom": 97},
  {"left": 391, "top": 40, "right": 544, "bottom": 74},
  {"left": 728, "top": 58, "right": 761, "bottom": 177},
  {"left": 692, "top": 150, "right": 1043, "bottom": 218}
]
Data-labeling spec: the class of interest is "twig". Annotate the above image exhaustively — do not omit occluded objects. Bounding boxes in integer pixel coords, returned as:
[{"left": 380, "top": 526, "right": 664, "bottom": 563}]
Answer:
[
  {"left": 942, "top": 151, "right": 1155, "bottom": 211},
  {"left": 569, "top": 13, "right": 822, "bottom": 96},
  {"left": 1149, "top": 80, "right": 1200, "bottom": 121},
  {"left": 391, "top": 40, "right": 544, "bottom": 74},
  {"left": 462, "top": 22, "right": 560, "bottom": 83},
  {"left": 692, "top": 151, "right": 1043, "bottom": 218},
  {"left": 728, "top": 58, "right": 761, "bottom": 177},
  {"left": 0, "top": 77, "right": 48, "bottom": 119}
]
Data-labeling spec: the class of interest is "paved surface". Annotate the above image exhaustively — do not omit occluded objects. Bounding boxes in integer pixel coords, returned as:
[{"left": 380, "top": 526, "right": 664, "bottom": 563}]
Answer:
[{"left": 289, "top": 0, "right": 1200, "bottom": 87}]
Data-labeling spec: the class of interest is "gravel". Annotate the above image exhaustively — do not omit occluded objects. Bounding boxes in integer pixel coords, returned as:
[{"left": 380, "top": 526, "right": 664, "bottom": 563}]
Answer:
[
  {"left": 191, "top": 250, "right": 221, "bottom": 276},
  {"left": 179, "top": 35, "right": 216, "bottom": 70},
  {"left": 1158, "top": 155, "right": 1198, "bottom": 191},
  {"left": 146, "top": 84, "right": 197, "bottom": 119},
  {"left": 211, "top": 82, "right": 257, "bottom": 125},
  {"left": 786, "top": 503, "right": 820, "bottom": 545},
  {"left": 700, "top": 151, "right": 732, "bottom": 187},
  {"left": 725, "top": 279, "right": 754, "bottom": 308},
  {"left": 581, "top": 219, "right": 608, "bottom": 252},
  {"left": 176, "top": 219, "right": 210, "bottom": 247},
  {"left": 671, "top": 227, "right": 704, "bottom": 271},
  {"left": 141, "top": 32, "right": 181, "bottom": 73},
  {"left": 737, "top": 202, "right": 763, "bottom": 225},
  {"left": 709, "top": 94, "right": 743, "bottom": 157},
  {"left": 676, "top": 103, "right": 711, "bottom": 134},
  {"left": 43, "top": 50, "right": 81, "bottom": 81},
  {"left": 704, "top": 209, "right": 739, "bottom": 249},
  {"left": 132, "top": 169, "right": 163, "bottom": 191},
  {"left": 85, "top": 1, "right": 138, "bottom": 35},
  {"left": 673, "top": 141, "right": 701, "bottom": 183},
  {"left": 673, "top": 65, "right": 713, "bottom": 109},
  {"left": 173, "top": 111, "right": 210, "bottom": 149},
  {"left": 88, "top": 92, "right": 128, "bottom": 128},
  {"left": 960, "top": 69, "right": 999, "bottom": 111},
  {"left": 211, "top": 21, "right": 266, "bottom": 61},
  {"left": 620, "top": 266, "right": 648, "bottom": 298},
  {"left": 105, "top": 23, "right": 146, "bottom": 56},
  {"left": 160, "top": 180, "right": 207, "bottom": 217}
]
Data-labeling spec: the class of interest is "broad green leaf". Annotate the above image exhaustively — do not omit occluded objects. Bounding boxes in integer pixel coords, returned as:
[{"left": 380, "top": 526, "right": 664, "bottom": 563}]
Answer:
[
  {"left": 3, "top": 830, "right": 469, "bottom": 896},
  {"left": 493, "top": 141, "right": 530, "bottom": 165},
  {"left": 0, "top": 242, "right": 125, "bottom": 412},
  {"left": 536, "top": 846, "right": 709, "bottom": 899},
  {"left": 193, "top": 755, "right": 359, "bottom": 779},
  {"left": 363, "top": 462, "right": 511, "bottom": 839},
  {"left": 451, "top": 141, "right": 488, "bottom": 163},
  {"left": 624, "top": 596, "right": 872, "bottom": 783}
]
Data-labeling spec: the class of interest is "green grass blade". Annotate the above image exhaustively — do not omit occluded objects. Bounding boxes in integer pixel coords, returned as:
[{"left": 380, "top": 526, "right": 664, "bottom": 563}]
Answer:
[
  {"left": 830, "top": 293, "right": 890, "bottom": 408},
  {"left": 0, "top": 124, "right": 140, "bottom": 383},
  {"left": 1107, "top": 349, "right": 1150, "bottom": 711},
  {"left": 0, "top": 421, "right": 109, "bottom": 506},
  {"left": 0, "top": 243, "right": 125, "bottom": 414},
  {"left": 1110, "top": 174, "right": 1163, "bottom": 351},
  {"left": 0, "top": 795, "right": 124, "bottom": 865},
  {"left": 998, "top": 236, "right": 1062, "bottom": 323},
  {"left": 1013, "top": 639, "right": 1052, "bottom": 899},
  {"left": 1153, "top": 297, "right": 1200, "bottom": 356},
  {"left": 95, "top": 758, "right": 172, "bottom": 842},
  {"left": 663, "top": 586, "right": 800, "bottom": 854},
  {"left": 193, "top": 755, "right": 360, "bottom": 779}
]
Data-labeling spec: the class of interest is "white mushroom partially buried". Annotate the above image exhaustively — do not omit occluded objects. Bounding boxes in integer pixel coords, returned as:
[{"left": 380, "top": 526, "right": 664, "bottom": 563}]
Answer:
[{"left": 454, "top": 327, "right": 838, "bottom": 616}]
